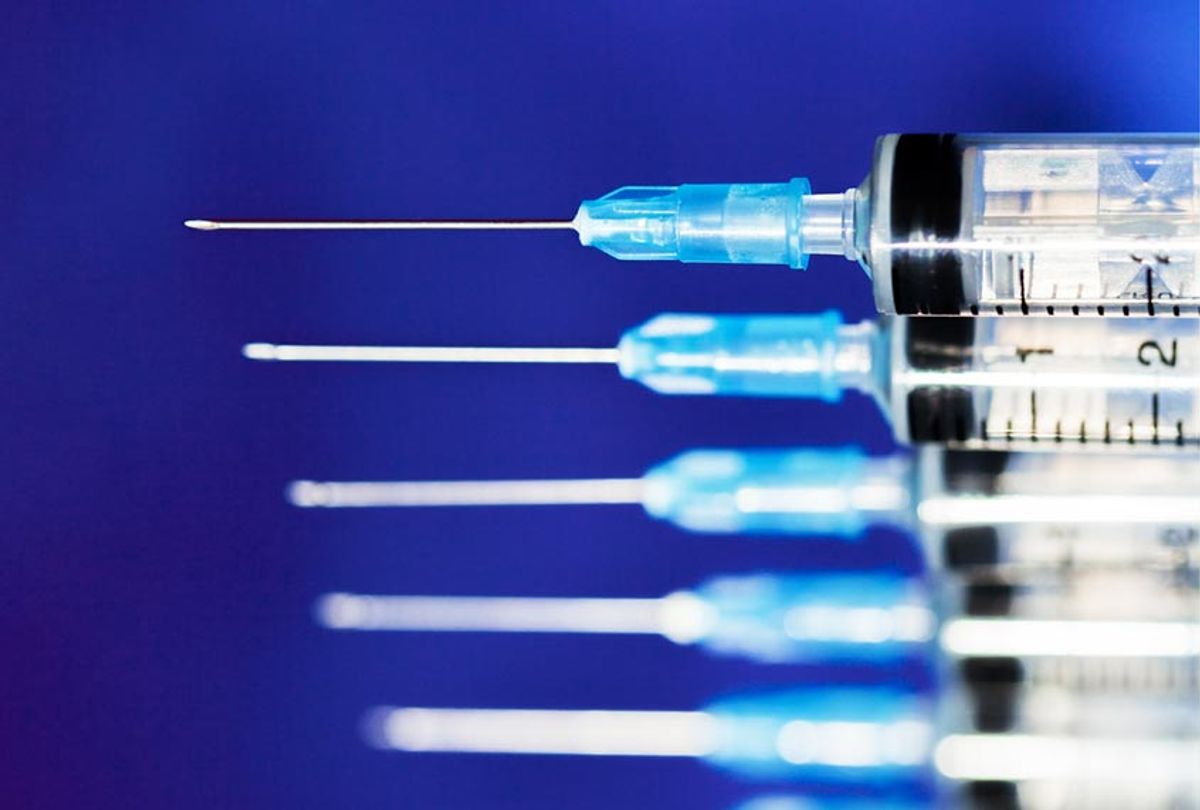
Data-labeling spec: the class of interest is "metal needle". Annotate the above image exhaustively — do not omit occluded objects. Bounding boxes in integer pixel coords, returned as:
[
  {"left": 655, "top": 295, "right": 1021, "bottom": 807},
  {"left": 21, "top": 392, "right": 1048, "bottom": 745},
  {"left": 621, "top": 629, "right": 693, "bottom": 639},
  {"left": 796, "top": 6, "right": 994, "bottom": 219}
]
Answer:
[
  {"left": 287, "top": 478, "right": 647, "bottom": 508},
  {"left": 184, "top": 219, "right": 576, "bottom": 231},
  {"left": 242, "top": 343, "right": 620, "bottom": 364}
]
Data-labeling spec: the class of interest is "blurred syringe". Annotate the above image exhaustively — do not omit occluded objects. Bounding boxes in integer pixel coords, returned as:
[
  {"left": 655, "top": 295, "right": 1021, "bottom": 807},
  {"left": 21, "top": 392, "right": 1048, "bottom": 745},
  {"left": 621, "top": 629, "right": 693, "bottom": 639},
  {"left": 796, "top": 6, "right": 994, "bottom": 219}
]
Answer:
[
  {"left": 316, "top": 571, "right": 1200, "bottom": 663},
  {"left": 245, "top": 311, "right": 1200, "bottom": 450},
  {"left": 187, "top": 133, "right": 1200, "bottom": 317},
  {"left": 286, "top": 447, "right": 1200, "bottom": 551},
  {"left": 364, "top": 686, "right": 1200, "bottom": 800},
  {"left": 316, "top": 572, "right": 934, "bottom": 664}
]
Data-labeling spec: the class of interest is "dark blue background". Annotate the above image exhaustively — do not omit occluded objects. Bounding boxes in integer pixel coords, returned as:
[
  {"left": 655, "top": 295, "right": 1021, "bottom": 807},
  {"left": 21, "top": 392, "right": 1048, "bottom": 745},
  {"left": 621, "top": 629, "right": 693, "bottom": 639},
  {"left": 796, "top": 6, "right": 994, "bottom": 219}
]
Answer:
[{"left": 3, "top": 3, "right": 1197, "bottom": 808}]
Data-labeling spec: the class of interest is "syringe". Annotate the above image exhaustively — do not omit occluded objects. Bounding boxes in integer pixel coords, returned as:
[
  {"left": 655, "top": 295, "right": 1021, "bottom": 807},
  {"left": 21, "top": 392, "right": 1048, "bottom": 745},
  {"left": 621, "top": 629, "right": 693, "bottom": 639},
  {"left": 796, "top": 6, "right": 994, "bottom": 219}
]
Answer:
[
  {"left": 188, "top": 133, "right": 1200, "bottom": 317},
  {"left": 364, "top": 688, "right": 1200, "bottom": 796},
  {"left": 315, "top": 575, "right": 1200, "bottom": 662},
  {"left": 285, "top": 447, "right": 1200, "bottom": 550},
  {"left": 246, "top": 311, "right": 1200, "bottom": 450},
  {"left": 287, "top": 447, "right": 912, "bottom": 536},
  {"left": 315, "top": 572, "right": 935, "bottom": 664},
  {"left": 366, "top": 687, "right": 935, "bottom": 787}
]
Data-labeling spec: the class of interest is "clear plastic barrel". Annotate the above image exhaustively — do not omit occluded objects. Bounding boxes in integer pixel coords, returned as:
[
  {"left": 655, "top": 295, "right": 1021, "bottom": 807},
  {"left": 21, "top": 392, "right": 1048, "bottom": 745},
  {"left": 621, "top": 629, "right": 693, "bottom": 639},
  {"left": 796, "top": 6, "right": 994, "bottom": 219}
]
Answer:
[
  {"left": 866, "top": 134, "right": 1200, "bottom": 317},
  {"left": 913, "top": 449, "right": 1200, "bottom": 577},
  {"left": 881, "top": 316, "right": 1200, "bottom": 450}
]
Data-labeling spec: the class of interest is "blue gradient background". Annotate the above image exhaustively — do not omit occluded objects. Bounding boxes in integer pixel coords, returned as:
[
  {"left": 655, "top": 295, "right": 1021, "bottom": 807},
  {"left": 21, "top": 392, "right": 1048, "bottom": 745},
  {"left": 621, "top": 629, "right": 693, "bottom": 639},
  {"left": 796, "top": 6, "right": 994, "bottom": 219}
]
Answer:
[{"left": 2, "top": 3, "right": 1197, "bottom": 808}]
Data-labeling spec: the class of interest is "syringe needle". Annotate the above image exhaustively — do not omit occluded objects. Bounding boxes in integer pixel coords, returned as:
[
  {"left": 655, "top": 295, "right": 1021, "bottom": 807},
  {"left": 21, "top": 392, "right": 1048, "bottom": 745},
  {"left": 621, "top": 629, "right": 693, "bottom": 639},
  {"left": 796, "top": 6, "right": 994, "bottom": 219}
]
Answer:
[
  {"left": 367, "top": 706, "right": 719, "bottom": 757},
  {"left": 283, "top": 448, "right": 912, "bottom": 538},
  {"left": 287, "top": 478, "right": 646, "bottom": 508},
  {"left": 184, "top": 218, "right": 576, "bottom": 231},
  {"left": 242, "top": 343, "right": 620, "bottom": 364},
  {"left": 316, "top": 593, "right": 669, "bottom": 635},
  {"left": 315, "top": 576, "right": 932, "bottom": 662},
  {"left": 371, "top": 701, "right": 1200, "bottom": 786}
]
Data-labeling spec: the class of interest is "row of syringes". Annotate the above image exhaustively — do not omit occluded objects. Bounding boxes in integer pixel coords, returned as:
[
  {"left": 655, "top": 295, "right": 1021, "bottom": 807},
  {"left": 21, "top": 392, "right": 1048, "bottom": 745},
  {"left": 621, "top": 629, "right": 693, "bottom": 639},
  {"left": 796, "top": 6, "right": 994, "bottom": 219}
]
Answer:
[
  {"left": 193, "top": 133, "right": 1200, "bottom": 455},
  {"left": 192, "top": 131, "right": 1200, "bottom": 809},
  {"left": 300, "top": 449, "right": 1200, "bottom": 809},
  {"left": 334, "top": 561, "right": 1200, "bottom": 808},
  {"left": 195, "top": 132, "right": 1200, "bottom": 455}
]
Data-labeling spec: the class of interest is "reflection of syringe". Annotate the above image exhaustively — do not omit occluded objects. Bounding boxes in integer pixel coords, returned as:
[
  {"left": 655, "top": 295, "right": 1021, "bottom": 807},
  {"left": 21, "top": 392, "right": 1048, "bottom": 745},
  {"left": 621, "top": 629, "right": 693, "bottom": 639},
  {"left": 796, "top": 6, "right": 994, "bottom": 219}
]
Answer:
[
  {"left": 187, "top": 133, "right": 1200, "bottom": 317},
  {"left": 245, "top": 312, "right": 1200, "bottom": 450},
  {"left": 286, "top": 446, "right": 1200, "bottom": 572}
]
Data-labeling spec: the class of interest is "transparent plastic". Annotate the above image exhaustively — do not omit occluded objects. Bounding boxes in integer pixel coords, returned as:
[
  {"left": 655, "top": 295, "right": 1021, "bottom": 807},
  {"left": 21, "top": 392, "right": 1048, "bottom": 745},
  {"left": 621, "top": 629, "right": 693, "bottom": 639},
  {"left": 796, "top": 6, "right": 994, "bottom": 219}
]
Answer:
[
  {"left": 638, "top": 446, "right": 1200, "bottom": 578},
  {"left": 702, "top": 688, "right": 933, "bottom": 784},
  {"left": 692, "top": 573, "right": 932, "bottom": 663},
  {"left": 875, "top": 316, "right": 1200, "bottom": 450},
  {"left": 712, "top": 685, "right": 1187, "bottom": 796},
  {"left": 574, "top": 179, "right": 814, "bottom": 267},
  {"left": 865, "top": 134, "right": 1200, "bottom": 315},
  {"left": 640, "top": 448, "right": 911, "bottom": 537},
  {"left": 915, "top": 449, "right": 1200, "bottom": 578},
  {"left": 616, "top": 311, "right": 850, "bottom": 399}
]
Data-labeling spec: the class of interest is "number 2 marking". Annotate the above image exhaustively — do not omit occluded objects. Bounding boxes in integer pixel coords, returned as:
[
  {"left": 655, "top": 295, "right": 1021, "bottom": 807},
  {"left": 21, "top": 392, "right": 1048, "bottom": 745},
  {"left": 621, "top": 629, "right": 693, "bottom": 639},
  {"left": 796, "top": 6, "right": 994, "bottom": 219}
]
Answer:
[{"left": 1137, "top": 339, "right": 1178, "bottom": 367}]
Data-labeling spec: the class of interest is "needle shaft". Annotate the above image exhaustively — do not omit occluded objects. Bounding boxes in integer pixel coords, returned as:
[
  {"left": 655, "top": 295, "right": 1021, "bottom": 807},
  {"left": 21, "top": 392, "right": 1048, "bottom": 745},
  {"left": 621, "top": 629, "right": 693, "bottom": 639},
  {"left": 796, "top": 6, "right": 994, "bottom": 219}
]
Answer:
[
  {"left": 243, "top": 343, "right": 620, "bottom": 364},
  {"left": 316, "top": 593, "right": 668, "bottom": 635},
  {"left": 369, "top": 707, "right": 719, "bottom": 757},
  {"left": 185, "top": 219, "right": 575, "bottom": 231},
  {"left": 287, "top": 478, "right": 647, "bottom": 508}
]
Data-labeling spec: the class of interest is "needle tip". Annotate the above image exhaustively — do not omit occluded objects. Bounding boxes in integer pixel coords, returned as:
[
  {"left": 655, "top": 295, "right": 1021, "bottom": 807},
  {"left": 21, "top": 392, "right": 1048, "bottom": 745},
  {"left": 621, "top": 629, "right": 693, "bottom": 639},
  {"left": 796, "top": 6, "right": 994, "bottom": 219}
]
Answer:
[
  {"left": 242, "top": 342, "right": 278, "bottom": 361},
  {"left": 184, "top": 219, "right": 219, "bottom": 231},
  {"left": 287, "top": 480, "right": 329, "bottom": 507},
  {"left": 313, "top": 592, "right": 357, "bottom": 628},
  {"left": 361, "top": 706, "right": 401, "bottom": 749}
]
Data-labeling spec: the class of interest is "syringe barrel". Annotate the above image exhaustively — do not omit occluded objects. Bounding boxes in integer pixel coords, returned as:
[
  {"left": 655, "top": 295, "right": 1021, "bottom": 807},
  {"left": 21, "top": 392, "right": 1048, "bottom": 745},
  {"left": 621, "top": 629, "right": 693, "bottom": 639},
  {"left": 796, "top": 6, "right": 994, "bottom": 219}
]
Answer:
[
  {"left": 916, "top": 449, "right": 1200, "bottom": 575},
  {"left": 863, "top": 133, "right": 1200, "bottom": 316},
  {"left": 878, "top": 315, "right": 1200, "bottom": 450}
]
